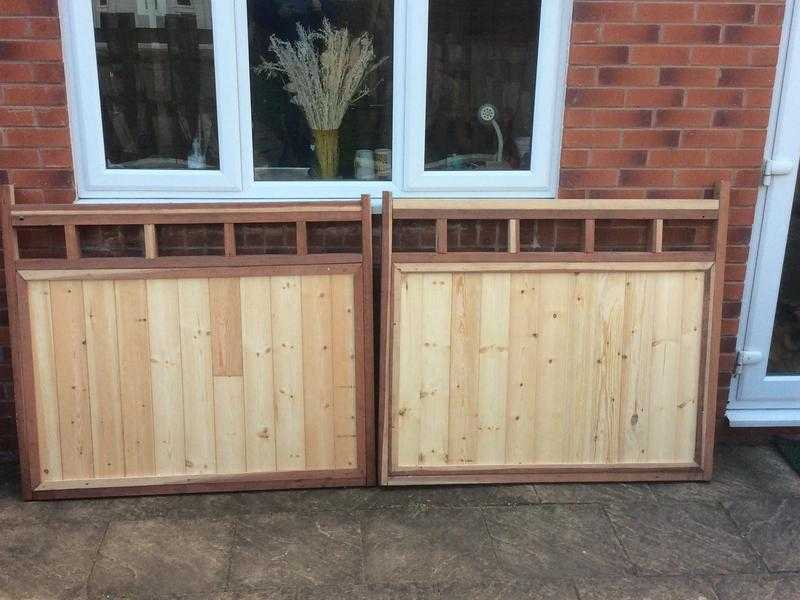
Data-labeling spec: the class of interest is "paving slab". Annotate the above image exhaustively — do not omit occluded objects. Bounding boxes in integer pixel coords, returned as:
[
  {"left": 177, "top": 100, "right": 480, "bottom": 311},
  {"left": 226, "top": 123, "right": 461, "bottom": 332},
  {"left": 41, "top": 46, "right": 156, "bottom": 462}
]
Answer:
[
  {"left": 574, "top": 576, "right": 718, "bottom": 599},
  {"left": 725, "top": 497, "right": 800, "bottom": 572},
  {"left": 711, "top": 574, "right": 800, "bottom": 600},
  {"left": 535, "top": 483, "right": 656, "bottom": 504}
]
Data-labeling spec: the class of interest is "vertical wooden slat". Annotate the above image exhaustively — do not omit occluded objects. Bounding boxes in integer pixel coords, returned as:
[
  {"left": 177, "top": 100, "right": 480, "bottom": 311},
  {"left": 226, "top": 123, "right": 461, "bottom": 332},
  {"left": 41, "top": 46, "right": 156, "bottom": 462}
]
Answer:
[
  {"left": 505, "top": 273, "right": 539, "bottom": 465},
  {"left": 144, "top": 224, "right": 158, "bottom": 259},
  {"left": 675, "top": 271, "right": 705, "bottom": 462},
  {"left": 618, "top": 272, "right": 656, "bottom": 463},
  {"left": 567, "top": 273, "right": 596, "bottom": 463},
  {"left": 224, "top": 223, "right": 236, "bottom": 257},
  {"left": 240, "top": 276, "right": 277, "bottom": 472},
  {"left": 435, "top": 219, "right": 448, "bottom": 254},
  {"left": 447, "top": 273, "right": 482, "bottom": 466},
  {"left": 301, "top": 275, "right": 336, "bottom": 470},
  {"left": 147, "top": 279, "right": 186, "bottom": 475},
  {"left": 209, "top": 278, "right": 244, "bottom": 377},
  {"left": 647, "top": 273, "right": 684, "bottom": 462},
  {"left": 394, "top": 272, "right": 423, "bottom": 468},
  {"left": 533, "top": 274, "right": 574, "bottom": 463},
  {"left": 650, "top": 219, "right": 664, "bottom": 253},
  {"left": 213, "top": 376, "right": 246, "bottom": 473},
  {"left": 418, "top": 272, "right": 452, "bottom": 467},
  {"left": 330, "top": 274, "right": 357, "bottom": 469},
  {"left": 50, "top": 281, "right": 94, "bottom": 479},
  {"left": 270, "top": 276, "right": 306, "bottom": 471},
  {"left": 296, "top": 221, "right": 308, "bottom": 256},
  {"left": 476, "top": 272, "right": 511, "bottom": 465},
  {"left": 508, "top": 219, "right": 520, "bottom": 254},
  {"left": 178, "top": 278, "right": 216, "bottom": 474},
  {"left": 82, "top": 280, "right": 125, "bottom": 478},
  {"left": 27, "top": 281, "right": 62, "bottom": 482},
  {"left": 64, "top": 224, "right": 80, "bottom": 260},
  {"left": 115, "top": 280, "right": 155, "bottom": 476},
  {"left": 584, "top": 219, "right": 596, "bottom": 253}
]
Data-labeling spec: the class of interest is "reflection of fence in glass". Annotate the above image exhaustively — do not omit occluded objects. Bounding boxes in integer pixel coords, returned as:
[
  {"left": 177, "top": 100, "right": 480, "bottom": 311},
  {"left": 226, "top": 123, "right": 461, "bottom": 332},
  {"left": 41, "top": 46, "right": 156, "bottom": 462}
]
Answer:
[{"left": 93, "top": 0, "right": 219, "bottom": 170}]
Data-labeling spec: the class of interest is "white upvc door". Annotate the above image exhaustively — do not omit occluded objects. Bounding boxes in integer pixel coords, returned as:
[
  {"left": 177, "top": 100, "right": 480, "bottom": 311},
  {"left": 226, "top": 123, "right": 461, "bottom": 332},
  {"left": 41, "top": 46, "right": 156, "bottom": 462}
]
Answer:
[{"left": 730, "top": 0, "right": 800, "bottom": 426}]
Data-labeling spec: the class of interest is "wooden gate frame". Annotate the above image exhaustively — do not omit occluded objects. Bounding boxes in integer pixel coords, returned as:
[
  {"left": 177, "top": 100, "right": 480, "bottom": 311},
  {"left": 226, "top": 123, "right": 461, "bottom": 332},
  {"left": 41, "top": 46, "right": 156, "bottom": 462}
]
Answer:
[
  {"left": 1, "top": 187, "right": 375, "bottom": 500},
  {"left": 379, "top": 183, "right": 730, "bottom": 486}
]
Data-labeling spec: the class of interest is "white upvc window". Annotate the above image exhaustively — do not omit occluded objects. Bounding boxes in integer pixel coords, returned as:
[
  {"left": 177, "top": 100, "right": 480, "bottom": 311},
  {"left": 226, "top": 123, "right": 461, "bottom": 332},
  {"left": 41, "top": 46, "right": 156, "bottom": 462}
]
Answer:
[{"left": 61, "top": 0, "right": 572, "bottom": 201}]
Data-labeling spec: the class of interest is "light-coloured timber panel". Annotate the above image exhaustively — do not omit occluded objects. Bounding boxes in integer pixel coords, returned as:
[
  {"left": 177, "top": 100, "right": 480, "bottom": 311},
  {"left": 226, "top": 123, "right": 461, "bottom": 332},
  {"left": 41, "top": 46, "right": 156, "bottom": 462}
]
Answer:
[
  {"left": 390, "top": 265, "right": 709, "bottom": 470},
  {"left": 26, "top": 273, "right": 360, "bottom": 488}
]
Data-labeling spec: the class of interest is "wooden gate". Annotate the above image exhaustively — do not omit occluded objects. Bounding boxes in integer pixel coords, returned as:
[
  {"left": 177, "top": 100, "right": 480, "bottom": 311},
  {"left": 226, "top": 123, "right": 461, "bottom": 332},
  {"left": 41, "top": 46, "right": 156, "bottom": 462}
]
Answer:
[
  {"left": 3, "top": 188, "right": 374, "bottom": 499},
  {"left": 379, "top": 184, "right": 729, "bottom": 485}
]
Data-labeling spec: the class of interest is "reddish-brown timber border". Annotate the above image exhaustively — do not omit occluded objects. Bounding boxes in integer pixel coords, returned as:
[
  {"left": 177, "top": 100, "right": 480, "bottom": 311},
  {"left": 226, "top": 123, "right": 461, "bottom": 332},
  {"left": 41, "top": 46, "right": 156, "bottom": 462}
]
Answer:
[
  {"left": 379, "top": 186, "right": 729, "bottom": 486},
  {"left": 2, "top": 187, "right": 375, "bottom": 500}
]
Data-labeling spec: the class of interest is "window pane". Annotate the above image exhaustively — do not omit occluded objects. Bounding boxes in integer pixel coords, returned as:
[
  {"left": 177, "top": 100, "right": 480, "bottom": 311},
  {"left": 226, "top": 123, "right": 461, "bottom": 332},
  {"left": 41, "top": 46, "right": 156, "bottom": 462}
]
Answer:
[
  {"left": 425, "top": 1, "right": 540, "bottom": 172},
  {"left": 248, "top": 0, "right": 393, "bottom": 181},
  {"left": 92, "top": 0, "right": 219, "bottom": 170}
]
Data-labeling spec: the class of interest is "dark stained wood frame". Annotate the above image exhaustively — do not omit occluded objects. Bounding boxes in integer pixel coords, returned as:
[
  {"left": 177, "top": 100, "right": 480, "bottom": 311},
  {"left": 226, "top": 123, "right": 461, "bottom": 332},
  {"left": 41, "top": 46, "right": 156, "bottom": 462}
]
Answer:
[
  {"left": 378, "top": 184, "right": 730, "bottom": 486},
  {"left": 1, "top": 186, "right": 375, "bottom": 500}
]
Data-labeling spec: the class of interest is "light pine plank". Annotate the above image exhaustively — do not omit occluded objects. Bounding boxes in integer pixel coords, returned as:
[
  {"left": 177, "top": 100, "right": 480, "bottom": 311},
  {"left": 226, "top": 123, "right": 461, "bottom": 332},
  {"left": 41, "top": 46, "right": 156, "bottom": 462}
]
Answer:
[
  {"left": 209, "top": 278, "right": 244, "bottom": 377},
  {"left": 301, "top": 275, "right": 336, "bottom": 470},
  {"left": 115, "top": 280, "right": 155, "bottom": 476},
  {"left": 675, "top": 271, "right": 705, "bottom": 462},
  {"left": 476, "top": 272, "right": 511, "bottom": 465},
  {"left": 240, "top": 276, "right": 277, "bottom": 472},
  {"left": 418, "top": 273, "right": 452, "bottom": 467},
  {"left": 49, "top": 281, "right": 94, "bottom": 479},
  {"left": 647, "top": 273, "right": 685, "bottom": 462},
  {"left": 82, "top": 280, "right": 125, "bottom": 478},
  {"left": 147, "top": 279, "right": 185, "bottom": 475},
  {"left": 505, "top": 273, "right": 539, "bottom": 465},
  {"left": 589, "top": 273, "right": 626, "bottom": 464},
  {"left": 618, "top": 273, "right": 656, "bottom": 463},
  {"left": 447, "top": 273, "right": 482, "bottom": 466},
  {"left": 213, "top": 376, "right": 246, "bottom": 473},
  {"left": 533, "top": 274, "right": 575, "bottom": 463},
  {"left": 27, "top": 281, "right": 62, "bottom": 482},
  {"left": 566, "top": 273, "right": 597, "bottom": 463},
  {"left": 178, "top": 279, "right": 216, "bottom": 474},
  {"left": 330, "top": 274, "right": 358, "bottom": 469},
  {"left": 394, "top": 272, "right": 424, "bottom": 468},
  {"left": 270, "top": 276, "right": 306, "bottom": 471}
]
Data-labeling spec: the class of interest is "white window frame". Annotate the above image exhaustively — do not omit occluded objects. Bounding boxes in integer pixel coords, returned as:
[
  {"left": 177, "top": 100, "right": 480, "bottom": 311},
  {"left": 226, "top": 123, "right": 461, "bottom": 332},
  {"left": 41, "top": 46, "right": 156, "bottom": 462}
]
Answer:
[
  {"left": 61, "top": 0, "right": 571, "bottom": 202},
  {"left": 61, "top": 0, "right": 242, "bottom": 196}
]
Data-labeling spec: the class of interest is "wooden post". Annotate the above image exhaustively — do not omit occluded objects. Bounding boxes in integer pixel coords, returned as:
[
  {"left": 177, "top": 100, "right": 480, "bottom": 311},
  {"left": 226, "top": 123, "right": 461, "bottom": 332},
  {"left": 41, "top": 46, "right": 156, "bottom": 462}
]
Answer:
[
  {"left": 296, "top": 221, "right": 308, "bottom": 256},
  {"left": 584, "top": 219, "right": 595, "bottom": 253},
  {"left": 64, "top": 224, "right": 80, "bottom": 260},
  {"left": 650, "top": 219, "right": 664, "bottom": 253},
  {"left": 508, "top": 219, "right": 520, "bottom": 254},
  {"left": 144, "top": 224, "right": 158, "bottom": 259},
  {"left": 436, "top": 218, "right": 448, "bottom": 254},
  {"left": 223, "top": 223, "right": 236, "bottom": 257}
]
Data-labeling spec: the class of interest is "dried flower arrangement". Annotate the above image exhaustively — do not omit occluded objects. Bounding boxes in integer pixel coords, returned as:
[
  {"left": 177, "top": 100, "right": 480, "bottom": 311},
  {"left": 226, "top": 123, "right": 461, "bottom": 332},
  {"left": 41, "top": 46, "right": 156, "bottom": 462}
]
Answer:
[{"left": 254, "top": 19, "right": 387, "bottom": 178}]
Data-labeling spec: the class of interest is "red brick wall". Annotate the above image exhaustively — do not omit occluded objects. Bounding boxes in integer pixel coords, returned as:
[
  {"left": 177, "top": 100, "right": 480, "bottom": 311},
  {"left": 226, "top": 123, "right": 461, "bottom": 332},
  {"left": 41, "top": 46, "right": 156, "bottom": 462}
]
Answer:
[{"left": 0, "top": 0, "right": 788, "bottom": 456}]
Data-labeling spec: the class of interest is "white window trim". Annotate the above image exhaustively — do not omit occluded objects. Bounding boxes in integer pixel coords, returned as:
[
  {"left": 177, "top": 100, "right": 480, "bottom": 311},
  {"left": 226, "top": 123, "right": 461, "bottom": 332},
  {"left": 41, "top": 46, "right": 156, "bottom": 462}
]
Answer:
[{"left": 61, "top": 0, "right": 572, "bottom": 203}]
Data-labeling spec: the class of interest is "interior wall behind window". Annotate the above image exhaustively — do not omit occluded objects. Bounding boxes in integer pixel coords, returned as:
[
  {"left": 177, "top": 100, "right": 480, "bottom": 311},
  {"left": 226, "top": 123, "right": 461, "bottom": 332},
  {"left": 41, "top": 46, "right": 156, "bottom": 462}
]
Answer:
[{"left": 247, "top": 0, "right": 393, "bottom": 182}]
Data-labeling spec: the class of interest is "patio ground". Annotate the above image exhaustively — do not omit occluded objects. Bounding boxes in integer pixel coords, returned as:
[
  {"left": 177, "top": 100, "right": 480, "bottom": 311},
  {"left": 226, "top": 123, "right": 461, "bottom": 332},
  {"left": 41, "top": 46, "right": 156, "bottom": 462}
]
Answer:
[{"left": 1, "top": 443, "right": 799, "bottom": 599}]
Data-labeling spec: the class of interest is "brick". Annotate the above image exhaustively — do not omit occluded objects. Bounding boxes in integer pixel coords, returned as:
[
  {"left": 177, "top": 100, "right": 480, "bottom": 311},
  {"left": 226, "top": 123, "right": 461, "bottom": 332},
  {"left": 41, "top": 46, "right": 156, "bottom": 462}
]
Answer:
[
  {"left": 635, "top": 3, "right": 696, "bottom": 23},
  {"left": 39, "top": 147, "right": 72, "bottom": 168},
  {"left": 593, "top": 109, "right": 653, "bottom": 128},
  {"left": 619, "top": 169, "right": 674, "bottom": 187},
  {"left": 0, "top": 106, "right": 35, "bottom": 126},
  {"left": 713, "top": 109, "right": 770, "bottom": 128},
  {"left": 690, "top": 46, "right": 750, "bottom": 66},
  {"left": 571, "top": 45, "right": 630, "bottom": 65},
  {"left": 685, "top": 89, "right": 744, "bottom": 108},
  {"left": 9, "top": 168, "right": 72, "bottom": 188},
  {"left": 674, "top": 169, "right": 735, "bottom": 187},
  {"left": 743, "top": 89, "right": 774, "bottom": 108},
  {"left": 564, "top": 108, "right": 594, "bottom": 128},
  {"left": 729, "top": 207, "right": 757, "bottom": 226},
  {"left": 730, "top": 189, "right": 758, "bottom": 207},
  {"left": 750, "top": 47, "right": 779, "bottom": 67},
  {"left": 622, "top": 130, "right": 681, "bottom": 148},
  {"left": 3, "top": 127, "right": 69, "bottom": 147},
  {"left": 0, "top": 148, "right": 39, "bottom": 169},
  {"left": 601, "top": 24, "right": 660, "bottom": 43},
  {"left": 625, "top": 88, "right": 684, "bottom": 107},
  {"left": 573, "top": 2, "right": 636, "bottom": 23},
  {"left": 566, "top": 88, "right": 626, "bottom": 107},
  {"left": 659, "top": 67, "right": 720, "bottom": 87},
  {"left": 655, "top": 109, "right": 713, "bottom": 127},
  {"left": 567, "top": 67, "right": 598, "bottom": 87},
  {"left": 696, "top": 4, "right": 756, "bottom": 24},
  {"left": 561, "top": 149, "right": 590, "bottom": 167},
  {"left": 648, "top": 149, "right": 707, "bottom": 167},
  {"left": 560, "top": 169, "right": 620, "bottom": 188},
  {"left": 562, "top": 129, "right": 622, "bottom": 148},
  {"left": 757, "top": 4, "right": 785, "bottom": 26},
  {"left": 0, "top": 17, "right": 60, "bottom": 39},
  {"left": 719, "top": 67, "right": 775, "bottom": 88},
  {"left": 740, "top": 130, "right": 767, "bottom": 148},
  {"left": 734, "top": 169, "right": 762, "bottom": 187},
  {"left": 680, "top": 130, "right": 739, "bottom": 148},
  {"left": 708, "top": 149, "right": 764, "bottom": 167},
  {"left": 598, "top": 66, "right": 659, "bottom": 86},
  {"left": 723, "top": 25, "right": 782, "bottom": 45},
  {"left": 1, "top": 1, "right": 58, "bottom": 16},
  {"left": 629, "top": 46, "right": 690, "bottom": 65},
  {"left": 0, "top": 39, "right": 61, "bottom": 61},
  {"left": 661, "top": 25, "right": 722, "bottom": 44},
  {"left": 572, "top": 23, "right": 602, "bottom": 44},
  {"left": 589, "top": 149, "right": 647, "bottom": 167},
  {"left": 0, "top": 83, "right": 65, "bottom": 106},
  {"left": 35, "top": 106, "right": 67, "bottom": 126}
]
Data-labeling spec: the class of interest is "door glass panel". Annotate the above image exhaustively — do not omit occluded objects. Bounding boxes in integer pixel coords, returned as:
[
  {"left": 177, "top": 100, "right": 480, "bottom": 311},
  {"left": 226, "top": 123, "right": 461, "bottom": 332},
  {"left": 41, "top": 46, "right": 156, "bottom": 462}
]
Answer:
[
  {"left": 247, "top": 0, "right": 393, "bottom": 182},
  {"left": 92, "top": 0, "right": 219, "bottom": 170},
  {"left": 424, "top": 0, "right": 540, "bottom": 172},
  {"left": 768, "top": 173, "right": 800, "bottom": 374}
]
